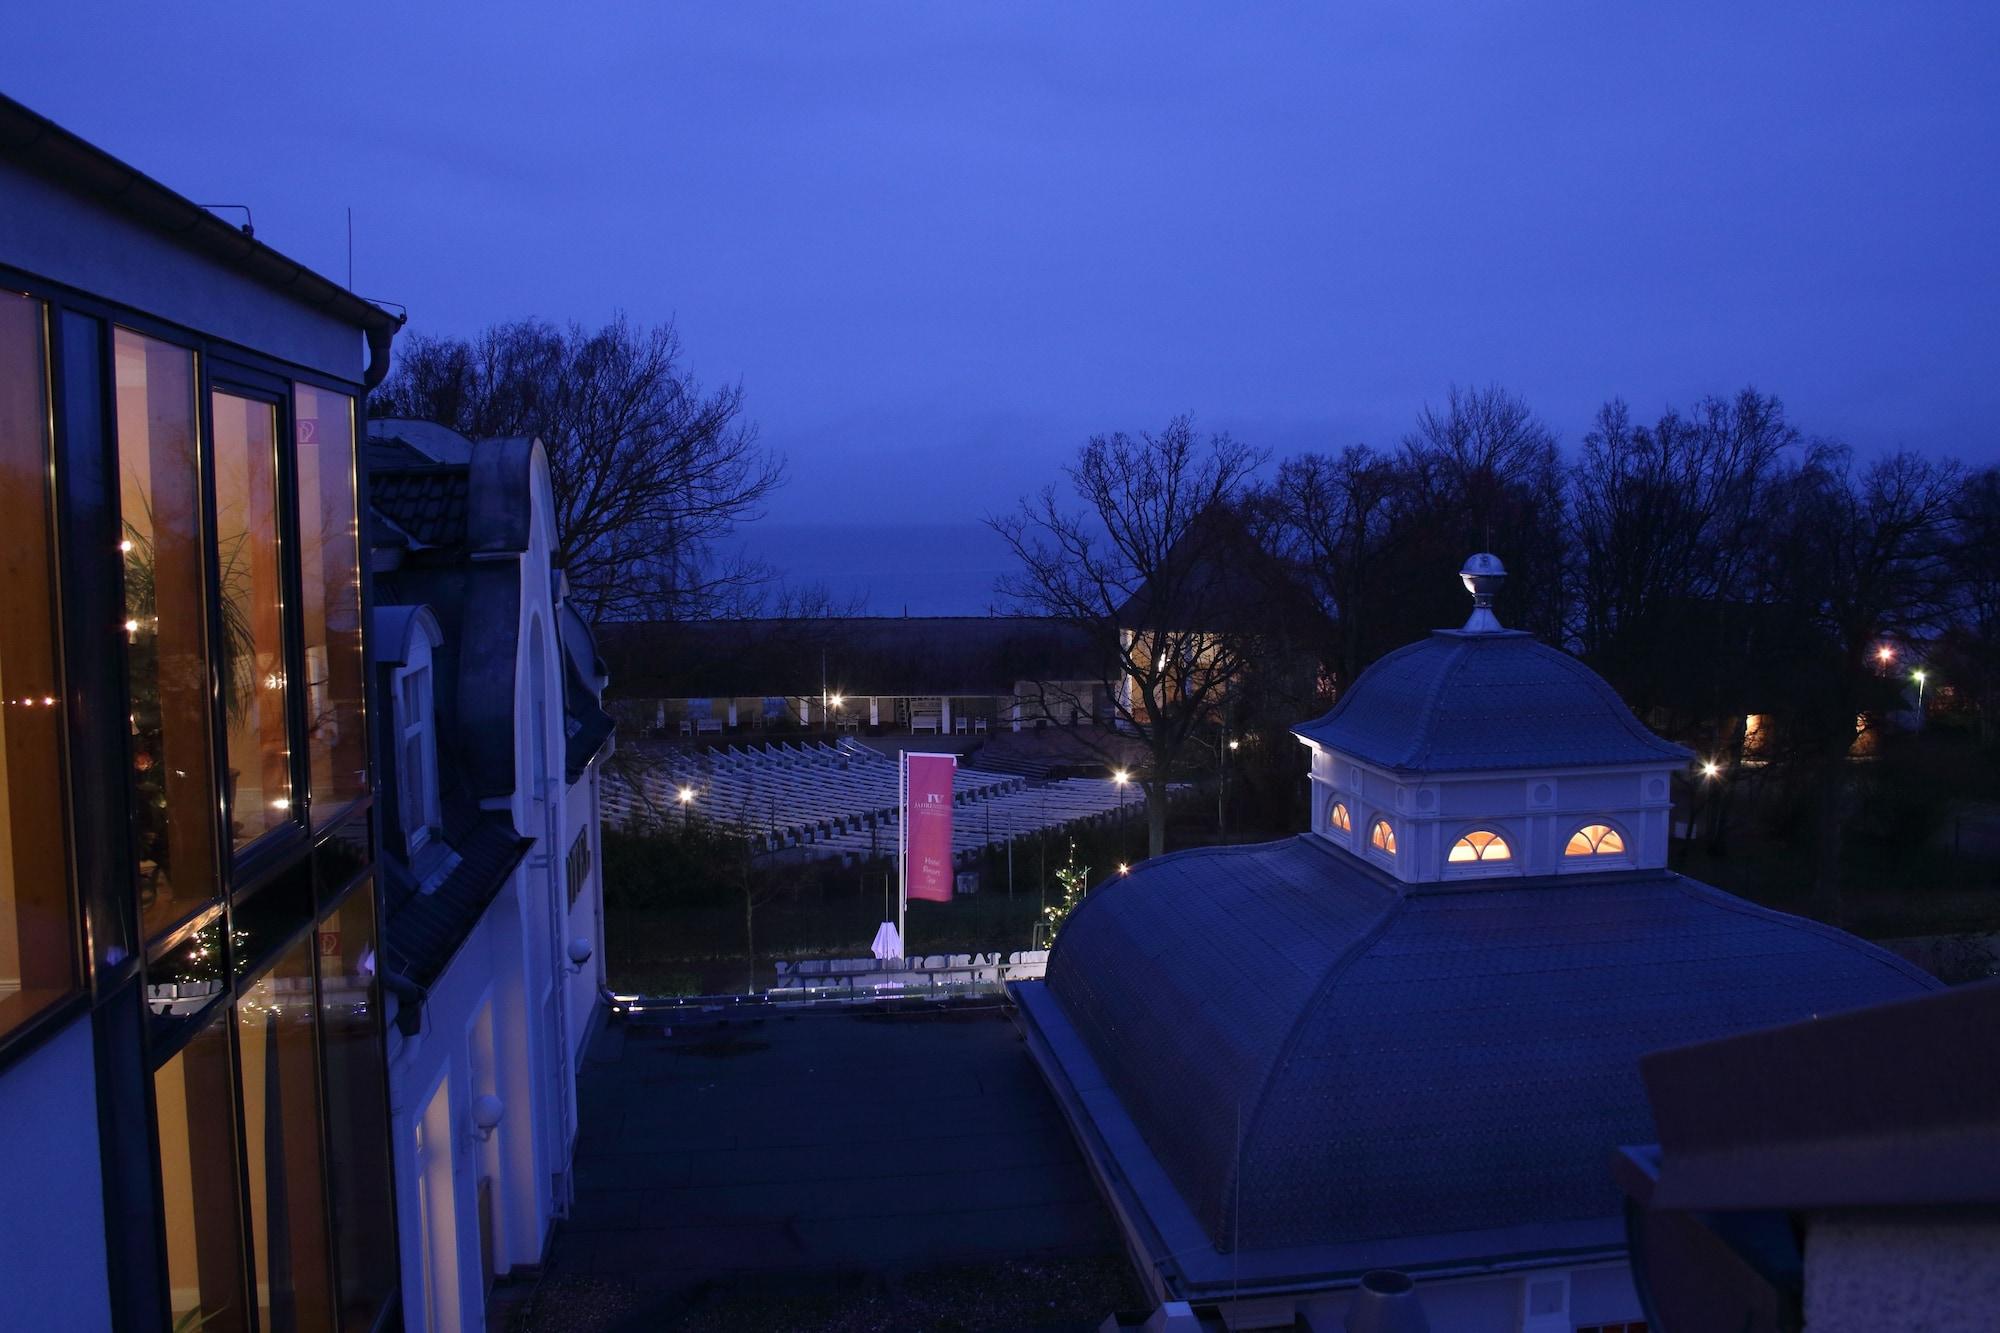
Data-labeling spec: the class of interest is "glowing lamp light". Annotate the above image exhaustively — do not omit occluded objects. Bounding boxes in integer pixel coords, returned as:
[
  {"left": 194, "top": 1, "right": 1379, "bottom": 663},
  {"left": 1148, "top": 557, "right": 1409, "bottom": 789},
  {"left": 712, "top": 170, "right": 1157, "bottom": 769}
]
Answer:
[
  {"left": 1876, "top": 645, "right": 1895, "bottom": 664},
  {"left": 271, "top": 798, "right": 290, "bottom": 810},
  {"left": 1112, "top": 769, "right": 1130, "bottom": 786},
  {"left": 1117, "top": 863, "right": 1129, "bottom": 875},
  {"left": 118, "top": 540, "right": 133, "bottom": 553},
  {"left": 678, "top": 786, "right": 695, "bottom": 804},
  {"left": 1228, "top": 739, "right": 1240, "bottom": 751},
  {"left": 1700, "top": 760, "right": 1721, "bottom": 779},
  {"left": 828, "top": 694, "right": 843, "bottom": 708},
  {"left": 1912, "top": 670, "right": 1927, "bottom": 685},
  {"left": 124, "top": 619, "right": 140, "bottom": 634}
]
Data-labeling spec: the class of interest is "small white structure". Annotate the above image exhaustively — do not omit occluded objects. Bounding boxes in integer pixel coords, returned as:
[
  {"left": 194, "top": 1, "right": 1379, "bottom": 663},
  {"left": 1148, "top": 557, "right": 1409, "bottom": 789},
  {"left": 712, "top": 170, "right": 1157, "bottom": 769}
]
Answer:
[{"left": 1298, "top": 556, "right": 1686, "bottom": 883}]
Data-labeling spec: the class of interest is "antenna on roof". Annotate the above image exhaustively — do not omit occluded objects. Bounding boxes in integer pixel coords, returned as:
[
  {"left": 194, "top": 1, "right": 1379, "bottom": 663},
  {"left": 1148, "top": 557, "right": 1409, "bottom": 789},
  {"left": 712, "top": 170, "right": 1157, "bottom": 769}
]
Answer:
[{"left": 1459, "top": 553, "right": 1506, "bottom": 633}]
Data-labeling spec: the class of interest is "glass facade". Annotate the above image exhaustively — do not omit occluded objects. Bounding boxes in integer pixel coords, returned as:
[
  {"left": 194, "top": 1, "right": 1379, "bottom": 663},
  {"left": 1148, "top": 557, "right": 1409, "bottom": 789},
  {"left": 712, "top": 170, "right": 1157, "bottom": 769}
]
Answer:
[
  {"left": 213, "top": 390, "right": 295, "bottom": 849},
  {"left": 319, "top": 879, "right": 397, "bottom": 1331},
  {"left": 1, "top": 268, "right": 397, "bottom": 1332},
  {"left": 295, "top": 385, "right": 367, "bottom": 826},
  {"left": 238, "top": 935, "right": 336, "bottom": 1331},
  {"left": 116, "top": 328, "right": 223, "bottom": 941},
  {"left": 156, "top": 1008, "right": 250, "bottom": 1333},
  {"left": 0, "top": 291, "right": 76, "bottom": 1039}
]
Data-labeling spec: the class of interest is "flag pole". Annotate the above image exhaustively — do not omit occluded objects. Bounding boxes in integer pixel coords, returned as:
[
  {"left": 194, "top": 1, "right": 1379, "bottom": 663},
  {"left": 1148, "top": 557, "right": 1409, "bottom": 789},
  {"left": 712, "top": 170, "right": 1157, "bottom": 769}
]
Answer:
[{"left": 897, "top": 749, "right": 907, "bottom": 953}]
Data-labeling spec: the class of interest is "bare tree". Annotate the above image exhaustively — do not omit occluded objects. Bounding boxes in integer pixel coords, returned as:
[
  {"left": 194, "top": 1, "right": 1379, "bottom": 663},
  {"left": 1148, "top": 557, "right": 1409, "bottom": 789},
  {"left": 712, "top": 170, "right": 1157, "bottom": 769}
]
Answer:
[
  {"left": 1569, "top": 389, "right": 1811, "bottom": 719},
  {"left": 371, "top": 315, "right": 784, "bottom": 620},
  {"left": 1759, "top": 448, "right": 1966, "bottom": 920},
  {"left": 992, "top": 416, "right": 1273, "bottom": 858},
  {"left": 1393, "top": 384, "right": 1569, "bottom": 641},
  {"left": 1258, "top": 444, "right": 1400, "bottom": 687}
]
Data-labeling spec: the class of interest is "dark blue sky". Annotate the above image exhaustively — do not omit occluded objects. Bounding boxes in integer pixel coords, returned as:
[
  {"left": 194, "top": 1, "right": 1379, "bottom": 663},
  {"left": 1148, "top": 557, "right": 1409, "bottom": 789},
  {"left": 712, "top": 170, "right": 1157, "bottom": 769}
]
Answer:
[{"left": 8, "top": 3, "right": 1997, "bottom": 546}]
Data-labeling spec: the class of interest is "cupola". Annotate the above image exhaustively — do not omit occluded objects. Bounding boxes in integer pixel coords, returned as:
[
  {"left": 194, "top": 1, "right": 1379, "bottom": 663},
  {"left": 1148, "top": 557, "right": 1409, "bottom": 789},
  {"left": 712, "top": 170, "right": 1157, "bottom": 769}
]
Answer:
[{"left": 1293, "top": 555, "right": 1690, "bottom": 883}]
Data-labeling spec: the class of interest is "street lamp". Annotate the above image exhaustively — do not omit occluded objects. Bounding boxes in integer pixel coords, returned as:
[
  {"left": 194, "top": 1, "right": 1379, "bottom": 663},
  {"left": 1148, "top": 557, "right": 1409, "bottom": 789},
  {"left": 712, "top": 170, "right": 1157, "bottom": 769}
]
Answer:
[
  {"left": 1113, "top": 769, "right": 1131, "bottom": 863},
  {"left": 678, "top": 784, "right": 695, "bottom": 829},
  {"left": 1913, "top": 670, "right": 1928, "bottom": 729},
  {"left": 1700, "top": 759, "right": 1721, "bottom": 780},
  {"left": 1876, "top": 644, "right": 1896, "bottom": 667}
]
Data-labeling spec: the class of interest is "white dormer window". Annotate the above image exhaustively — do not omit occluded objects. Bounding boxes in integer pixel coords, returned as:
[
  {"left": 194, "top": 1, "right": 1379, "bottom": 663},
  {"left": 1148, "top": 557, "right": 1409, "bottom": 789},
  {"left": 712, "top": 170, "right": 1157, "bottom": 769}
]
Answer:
[
  {"left": 1369, "top": 819, "right": 1397, "bottom": 856},
  {"left": 1448, "top": 830, "right": 1512, "bottom": 863},
  {"left": 396, "top": 663, "right": 440, "bottom": 851},
  {"left": 1328, "top": 801, "right": 1352, "bottom": 835},
  {"left": 1565, "top": 823, "right": 1626, "bottom": 858}
]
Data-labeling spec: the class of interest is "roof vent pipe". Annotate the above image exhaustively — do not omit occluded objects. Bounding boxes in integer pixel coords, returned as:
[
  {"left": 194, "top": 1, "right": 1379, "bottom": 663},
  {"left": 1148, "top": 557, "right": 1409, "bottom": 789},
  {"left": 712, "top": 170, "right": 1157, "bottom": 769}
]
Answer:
[
  {"left": 1459, "top": 553, "right": 1506, "bottom": 633},
  {"left": 1344, "top": 1269, "right": 1430, "bottom": 1333}
]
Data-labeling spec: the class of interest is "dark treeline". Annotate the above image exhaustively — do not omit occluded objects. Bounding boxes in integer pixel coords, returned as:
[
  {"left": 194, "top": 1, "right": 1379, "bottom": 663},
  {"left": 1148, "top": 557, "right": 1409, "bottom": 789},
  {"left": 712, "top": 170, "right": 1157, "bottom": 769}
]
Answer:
[{"left": 1240, "top": 383, "right": 1998, "bottom": 920}]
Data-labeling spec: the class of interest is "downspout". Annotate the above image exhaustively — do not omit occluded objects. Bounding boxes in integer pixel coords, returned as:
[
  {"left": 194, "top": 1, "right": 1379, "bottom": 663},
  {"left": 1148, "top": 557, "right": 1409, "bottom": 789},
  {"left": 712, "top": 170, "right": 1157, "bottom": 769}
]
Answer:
[{"left": 362, "top": 320, "right": 399, "bottom": 391}]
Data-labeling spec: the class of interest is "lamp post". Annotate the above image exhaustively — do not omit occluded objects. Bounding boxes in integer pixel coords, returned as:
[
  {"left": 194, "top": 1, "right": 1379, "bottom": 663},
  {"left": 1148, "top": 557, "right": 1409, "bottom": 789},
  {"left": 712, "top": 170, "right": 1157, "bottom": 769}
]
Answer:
[
  {"left": 1913, "top": 670, "right": 1927, "bottom": 730},
  {"left": 1113, "top": 768, "right": 1131, "bottom": 864},
  {"left": 678, "top": 784, "right": 695, "bottom": 830}
]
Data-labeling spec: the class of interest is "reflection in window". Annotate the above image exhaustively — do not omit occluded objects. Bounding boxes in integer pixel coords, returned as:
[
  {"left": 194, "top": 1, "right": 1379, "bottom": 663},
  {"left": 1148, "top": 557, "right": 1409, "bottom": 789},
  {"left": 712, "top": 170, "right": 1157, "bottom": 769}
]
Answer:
[
  {"left": 1369, "top": 819, "right": 1396, "bottom": 855},
  {"left": 0, "top": 292, "right": 76, "bottom": 1038},
  {"left": 213, "top": 392, "right": 293, "bottom": 849},
  {"left": 1328, "top": 802, "right": 1351, "bottom": 834},
  {"left": 155, "top": 1010, "right": 250, "bottom": 1333},
  {"left": 1566, "top": 823, "right": 1627, "bottom": 857},
  {"left": 117, "top": 329, "right": 220, "bottom": 939},
  {"left": 1448, "top": 830, "right": 1512, "bottom": 863},
  {"left": 320, "top": 881, "right": 396, "bottom": 1330},
  {"left": 238, "top": 936, "right": 335, "bottom": 1331},
  {"left": 295, "top": 386, "right": 367, "bottom": 825}
]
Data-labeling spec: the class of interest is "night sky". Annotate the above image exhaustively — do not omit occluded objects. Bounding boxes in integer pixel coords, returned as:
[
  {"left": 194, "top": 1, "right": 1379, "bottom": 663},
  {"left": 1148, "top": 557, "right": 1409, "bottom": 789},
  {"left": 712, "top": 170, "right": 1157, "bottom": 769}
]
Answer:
[{"left": 7, "top": 4, "right": 1997, "bottom": 607}]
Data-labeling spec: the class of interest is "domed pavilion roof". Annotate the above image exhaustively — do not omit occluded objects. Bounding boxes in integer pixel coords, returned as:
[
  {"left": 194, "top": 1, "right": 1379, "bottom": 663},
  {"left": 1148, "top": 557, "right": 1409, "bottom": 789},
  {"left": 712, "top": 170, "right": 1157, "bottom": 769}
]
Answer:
[
  {"left": 1293, "top": 629, "right": 1691, "bottom": 772},
  {"left": 1036, "top": 837, "right": 1934, "bottom": 1265}
]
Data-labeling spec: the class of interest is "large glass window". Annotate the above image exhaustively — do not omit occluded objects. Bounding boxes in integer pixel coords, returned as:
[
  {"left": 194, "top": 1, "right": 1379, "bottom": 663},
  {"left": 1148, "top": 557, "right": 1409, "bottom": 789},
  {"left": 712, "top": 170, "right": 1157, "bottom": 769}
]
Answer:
[
  {"left": 295, "top": 386, "right": 366, "bottom": 825},
  {"left": 155, "top": 1010, "right": 250, "bottom": 1333},
  {"left": 116, "top": 329, "right": 221, "bottom": 940},
  {"left": 213, "top": 391, "right": 294, "bottom": 849},
  {"left": 319, "top": 881, "right": 396, "bottom": 1331},
  {"left": 0, "top": 291, "right": 75, "bottom": 1037},
  {"left": 237, "top": 935, "right": 335, "bottom": 1332}
]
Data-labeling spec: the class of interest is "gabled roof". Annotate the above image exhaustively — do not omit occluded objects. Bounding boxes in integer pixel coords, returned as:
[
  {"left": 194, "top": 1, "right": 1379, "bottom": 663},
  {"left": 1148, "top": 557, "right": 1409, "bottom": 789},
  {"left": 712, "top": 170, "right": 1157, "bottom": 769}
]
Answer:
[
  {"left": 1293, "top": 629, "right": 1692, "bottom": 771},
  {"left": 1034, "top": 835, "right": 1934, "bottom": 1272}
]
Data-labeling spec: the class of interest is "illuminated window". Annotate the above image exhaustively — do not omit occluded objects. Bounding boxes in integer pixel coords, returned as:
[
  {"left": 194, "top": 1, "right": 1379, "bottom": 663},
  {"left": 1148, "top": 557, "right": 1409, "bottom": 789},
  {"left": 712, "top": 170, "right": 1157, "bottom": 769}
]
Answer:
[
  {"left": 296, "top": 385, "right": 367, "bottom": 826},
  {"left": 1565, "top": 823, "right": 1627, "bottom": 857},
  {"left": 1369, "top": 819, "right": 1396, "bottom": 855},
  {"left": 0, "top": 290, "right": 78, "bottom": 1039},
  {"left": 1448, "top": 830, "right": 1512, "bottom": 862},
  {"left": 1329, "top": 801, "right": 1351, "bottom": 834}
]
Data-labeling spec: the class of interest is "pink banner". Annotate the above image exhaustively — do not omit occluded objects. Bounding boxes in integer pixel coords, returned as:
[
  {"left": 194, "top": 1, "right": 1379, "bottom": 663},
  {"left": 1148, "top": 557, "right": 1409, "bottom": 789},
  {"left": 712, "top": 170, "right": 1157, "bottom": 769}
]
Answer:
[{"left": 905, "top": 753, "right": 956, "bottom": 903}]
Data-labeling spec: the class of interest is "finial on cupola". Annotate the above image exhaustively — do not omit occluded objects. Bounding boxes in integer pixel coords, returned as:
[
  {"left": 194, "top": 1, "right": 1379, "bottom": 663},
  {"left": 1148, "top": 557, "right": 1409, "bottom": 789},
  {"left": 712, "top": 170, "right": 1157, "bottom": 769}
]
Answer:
[{"left": 1459, "top": 553, "right": 1506, "bottom": 633}]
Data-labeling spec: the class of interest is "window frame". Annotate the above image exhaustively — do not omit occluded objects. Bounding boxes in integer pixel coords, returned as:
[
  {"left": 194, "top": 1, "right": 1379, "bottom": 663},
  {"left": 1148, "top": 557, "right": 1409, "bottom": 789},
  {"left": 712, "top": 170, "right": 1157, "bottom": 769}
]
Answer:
[
  {"left": 1561, "top": 820, "right": 1632, "bottom": 868},
  {"left": 394, "top": 660, "right": 440, "bottom": 853},
  {"left": 1367, "top": 817, "right": 1397, "bottom": 859},
  {"left": 1444, "top": 826, "right": 1520, "bottom": 877},
  {"left": 0, "top": 287, "right": 86, "bottom": 1053},
  {"left": 206, "top": 371, "right": 308, "bottom": 861},
  {"left": 1327, "top": 800, "right": 1352, "bottom": 838}
]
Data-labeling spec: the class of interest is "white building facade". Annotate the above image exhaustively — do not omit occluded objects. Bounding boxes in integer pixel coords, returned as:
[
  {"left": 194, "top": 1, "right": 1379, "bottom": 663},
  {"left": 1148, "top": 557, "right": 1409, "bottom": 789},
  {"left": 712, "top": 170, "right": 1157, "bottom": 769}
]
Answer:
[{"left": 368, "top": 424, "right": 614, "bottom": 1333}]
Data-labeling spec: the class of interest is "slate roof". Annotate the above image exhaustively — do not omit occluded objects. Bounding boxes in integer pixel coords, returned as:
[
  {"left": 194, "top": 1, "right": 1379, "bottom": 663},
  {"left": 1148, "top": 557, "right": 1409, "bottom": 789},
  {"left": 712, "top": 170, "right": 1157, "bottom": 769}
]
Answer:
[
  {"left": 1040, "top": 835, "right": 1935, "bottom": 1260},
  {"left": 1293, "top": 629, "right": 1692, "bottom": 771},
  {"left": 380, "top": 815, "right": 533, "bottom": 990},
  {"left": 369, "top": 463, "right": 471, "bottom": 549}
]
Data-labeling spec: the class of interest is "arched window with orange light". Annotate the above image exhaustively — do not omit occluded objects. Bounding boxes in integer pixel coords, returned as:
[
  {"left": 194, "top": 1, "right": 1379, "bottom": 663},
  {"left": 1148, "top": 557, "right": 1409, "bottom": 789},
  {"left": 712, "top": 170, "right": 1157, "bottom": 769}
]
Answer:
[
  {"left": 1368, "top": 819, "right": 1396, "bottom": 855},
  {"left": 1328, "top": 801, "right": 1352, "bottom": 835},
  {"left": 1565, "top": 823, "right": 1627, "bottom": 859},
  {"left": 1447, "top": 829, "right": 1512, "bottom": 864}
]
